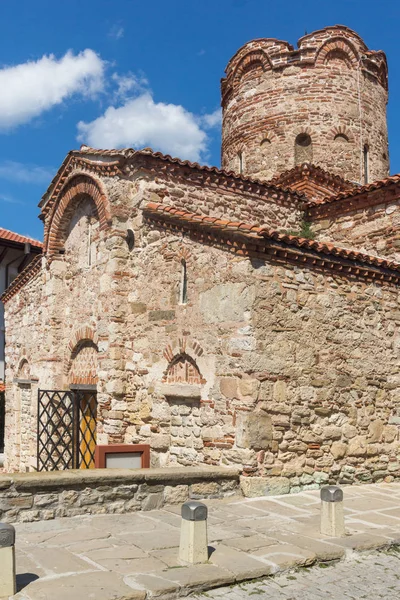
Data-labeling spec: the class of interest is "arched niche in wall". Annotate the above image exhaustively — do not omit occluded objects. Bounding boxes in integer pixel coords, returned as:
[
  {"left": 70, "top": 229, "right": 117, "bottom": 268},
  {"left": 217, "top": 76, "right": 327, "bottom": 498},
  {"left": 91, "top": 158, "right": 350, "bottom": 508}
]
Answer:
[
  {"left": 316, "top": 38, "right": 359, "bottom": 69},
  {"left": 16, "top": 358, "right": 31, "bottom": 382},
  {"left": 294, "top": 133, "right": 313, "bottom": 165},
  {"left": 44, "top": 174, "right": 111, "bottom": 262},
  {"left": 64, "top": 197, "right": 99, "bottom": 269},
  {"left": 259, "top": 134, "right": 276, "bottom": 169},
  {"left": 159, "top": 340, "right": 205, "bottom": 401},
  {"left": 163, "top": 353, "right": 204, "bottom": 386},
  {"left": 323, "top": 48, "right": 353, "bottom": 69},
  {"left": 232, "top": 50, "right": 272, "bottom": 91},
  {"left": 65, "top": 325, "right": 99, "bottom": 387}
]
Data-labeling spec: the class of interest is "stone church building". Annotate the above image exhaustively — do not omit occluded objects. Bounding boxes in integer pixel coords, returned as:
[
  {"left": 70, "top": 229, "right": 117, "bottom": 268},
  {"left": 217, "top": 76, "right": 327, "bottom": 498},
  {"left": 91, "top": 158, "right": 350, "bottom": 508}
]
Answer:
[{"left": 3, "top": 25, "right": 400, "bottom": 494}]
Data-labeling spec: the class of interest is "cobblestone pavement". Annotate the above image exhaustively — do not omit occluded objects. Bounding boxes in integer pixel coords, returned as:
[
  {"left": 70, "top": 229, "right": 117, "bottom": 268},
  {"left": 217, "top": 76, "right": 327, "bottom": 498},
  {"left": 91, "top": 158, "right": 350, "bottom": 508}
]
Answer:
[{"left": 191, "top": 550, "right": 400, "bottom": 600}]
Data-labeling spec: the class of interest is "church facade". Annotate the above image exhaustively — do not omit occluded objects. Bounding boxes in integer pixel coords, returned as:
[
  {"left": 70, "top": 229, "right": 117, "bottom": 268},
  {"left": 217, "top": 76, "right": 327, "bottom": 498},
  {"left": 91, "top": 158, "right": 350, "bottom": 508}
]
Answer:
[{"left": 3, "top": 26, "right": 400, "bottom": 494}]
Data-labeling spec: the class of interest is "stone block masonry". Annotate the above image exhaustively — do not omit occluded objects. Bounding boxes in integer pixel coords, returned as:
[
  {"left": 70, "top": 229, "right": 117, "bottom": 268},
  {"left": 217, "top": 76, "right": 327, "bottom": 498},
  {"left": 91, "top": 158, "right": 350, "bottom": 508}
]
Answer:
[{"left": 0, "top": 467, "right": 239, "bottom": 523}]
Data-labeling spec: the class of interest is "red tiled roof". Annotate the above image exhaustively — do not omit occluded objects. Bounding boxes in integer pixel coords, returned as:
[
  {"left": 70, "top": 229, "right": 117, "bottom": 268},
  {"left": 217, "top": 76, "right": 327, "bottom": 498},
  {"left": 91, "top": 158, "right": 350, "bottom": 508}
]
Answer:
[
  {"left": 39, "top": 145, "right": 306, "bottom": 219},
  {"left": 308, "top": 173, "right": 400, "bottom": 207},
  {"left": 144, "top": 202, "right": 400, "bottom": 276},
  {"left": 268, "top": 163, "right": 356, "bottom": 198},
  {"left": 0, "top": 228, "right": 42, "bottom": 249},
  {"left": 75, "top": 146, "right": 305, "bottom": 199}
]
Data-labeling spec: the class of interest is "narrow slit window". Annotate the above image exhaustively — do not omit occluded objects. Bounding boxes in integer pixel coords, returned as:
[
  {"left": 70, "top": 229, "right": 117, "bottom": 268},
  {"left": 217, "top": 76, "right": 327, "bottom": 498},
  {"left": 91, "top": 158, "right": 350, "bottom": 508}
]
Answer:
[
  {"left": 238, "top": 151, "right": 243, "bottom": 174},
  {"left": 87, "top": 220, "right": 92, "bottom": 267},
  {"left": 180, "top": 259, "right": 188, "bottom": 305},
  {"left": 363, "top": 145, "right": 369, "bottom": 185}
]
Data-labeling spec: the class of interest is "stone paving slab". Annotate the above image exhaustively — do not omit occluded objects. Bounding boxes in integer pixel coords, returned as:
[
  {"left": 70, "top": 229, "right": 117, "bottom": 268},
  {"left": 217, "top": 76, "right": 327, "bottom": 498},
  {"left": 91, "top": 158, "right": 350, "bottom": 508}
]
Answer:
[{"left": 9, "top": 482, "right": 400, "bottom": 600}]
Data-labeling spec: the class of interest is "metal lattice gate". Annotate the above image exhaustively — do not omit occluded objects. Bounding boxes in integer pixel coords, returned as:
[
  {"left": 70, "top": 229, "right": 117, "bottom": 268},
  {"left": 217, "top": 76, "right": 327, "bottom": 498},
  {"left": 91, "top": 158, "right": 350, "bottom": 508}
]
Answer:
[{"left": 37, "top": 389, "right": 97, "bottom": 471}]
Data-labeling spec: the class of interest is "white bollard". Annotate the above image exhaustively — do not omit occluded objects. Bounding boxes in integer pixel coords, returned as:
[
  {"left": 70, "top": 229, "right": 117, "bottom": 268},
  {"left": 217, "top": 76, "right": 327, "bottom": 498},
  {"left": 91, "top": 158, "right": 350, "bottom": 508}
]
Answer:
[
  {"left": 320, "top": 485, "right": 345, "bottom": 537},
  {"left": 179, "top": 500, "right": 209, "bottom": 564},
  {"left": 0, "top": 523, "right": 16, "bottom": 597}
]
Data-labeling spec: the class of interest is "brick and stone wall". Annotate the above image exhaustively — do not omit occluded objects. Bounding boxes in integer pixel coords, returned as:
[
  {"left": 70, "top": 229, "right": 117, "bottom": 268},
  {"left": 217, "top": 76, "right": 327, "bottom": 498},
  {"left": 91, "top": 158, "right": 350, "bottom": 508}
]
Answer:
[
  {"left": 309, "top": 182, "right": 400, "bottom": 261},
  {"left": 4, "top": 159, "right": 400, "bottom": 492},
  {"left": 0, "top": 467, "right": 239, "bottom": 523},
  {"left": 221, "top": 26, "right": 389, "bottom": 184}
]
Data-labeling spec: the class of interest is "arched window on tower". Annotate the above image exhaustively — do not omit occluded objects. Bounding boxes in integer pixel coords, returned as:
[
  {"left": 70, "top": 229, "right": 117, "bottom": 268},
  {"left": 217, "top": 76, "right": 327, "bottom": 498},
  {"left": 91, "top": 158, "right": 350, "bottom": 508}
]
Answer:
[
  {"left": 363, "top": 145, "right": 369, "bottom": 185},
  {"left": 295, "top": 133, "right": 313, "bottom": 165}
]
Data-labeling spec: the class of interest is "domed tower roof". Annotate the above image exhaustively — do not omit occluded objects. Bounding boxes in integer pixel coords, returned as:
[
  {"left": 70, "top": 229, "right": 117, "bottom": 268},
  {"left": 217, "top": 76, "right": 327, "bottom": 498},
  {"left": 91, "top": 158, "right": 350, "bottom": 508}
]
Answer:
[{"left": 221, "top": 25, "right": 389, "bottom": 185}]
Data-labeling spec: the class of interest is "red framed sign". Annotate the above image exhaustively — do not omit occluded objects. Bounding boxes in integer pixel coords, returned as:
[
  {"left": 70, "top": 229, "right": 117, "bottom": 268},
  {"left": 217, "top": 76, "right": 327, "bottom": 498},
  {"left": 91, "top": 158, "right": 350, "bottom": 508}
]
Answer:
[{"left": 95, "top": 444, "right": 150, "bottom": 469}]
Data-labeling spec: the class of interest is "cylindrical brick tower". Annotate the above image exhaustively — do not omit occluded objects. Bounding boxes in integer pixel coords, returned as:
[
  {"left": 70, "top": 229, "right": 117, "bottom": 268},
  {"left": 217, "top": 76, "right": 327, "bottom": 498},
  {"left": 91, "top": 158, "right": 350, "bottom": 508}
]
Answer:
[{"left": 221, "top": 26, "right": 389, "bottom": 184}]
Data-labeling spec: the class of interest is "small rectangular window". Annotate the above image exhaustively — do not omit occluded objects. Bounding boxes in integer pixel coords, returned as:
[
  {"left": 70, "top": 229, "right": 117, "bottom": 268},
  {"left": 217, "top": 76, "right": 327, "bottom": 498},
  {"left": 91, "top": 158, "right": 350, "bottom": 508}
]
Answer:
[
  {"left": 238, "top": 152, "right": 243, "bottom": 174},
  {"left": 180, "top": 260, "right": 188, "bottom": 304},
  {"left": 363, "top": 145, "right": 369, "bottom": 185}
]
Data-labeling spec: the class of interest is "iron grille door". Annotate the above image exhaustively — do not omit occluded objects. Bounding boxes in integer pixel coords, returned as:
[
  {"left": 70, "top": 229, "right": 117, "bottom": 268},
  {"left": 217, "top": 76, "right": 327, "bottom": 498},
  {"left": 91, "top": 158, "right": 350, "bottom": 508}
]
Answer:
[
  {"left": 37, "top": 389, "right": 97, "bottom": 471},
  {"left": 37, "top": 390, "right": 75, "bottom": 471}
]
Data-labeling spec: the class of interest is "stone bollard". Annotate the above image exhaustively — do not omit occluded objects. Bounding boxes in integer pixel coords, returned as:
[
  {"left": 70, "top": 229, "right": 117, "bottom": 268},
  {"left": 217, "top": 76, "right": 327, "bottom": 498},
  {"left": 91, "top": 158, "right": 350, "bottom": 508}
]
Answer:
[
  {"left": 0, "top": 523, "right": 16, "bottom": 597},
  {"left": 320, "top": 485, "right": 345, "bottom": 537},
  {"left": 179, "top": 500, "right": 209, "bottom": 564}
]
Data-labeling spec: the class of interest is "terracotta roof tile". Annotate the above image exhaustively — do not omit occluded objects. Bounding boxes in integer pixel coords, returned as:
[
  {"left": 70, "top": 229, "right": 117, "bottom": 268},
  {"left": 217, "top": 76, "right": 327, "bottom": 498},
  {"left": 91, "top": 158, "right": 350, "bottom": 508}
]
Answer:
[
  {"left": 75, "top": 146, "right": 305, "bottom": 200},
  {"left": 268, "top": 163, "right": 356, "bottom": 190},
  {"left": 0, "top": 229, "right": 42, "bottom": 249},
  {"left": 144, "top": 202, "right": 400, "bottom": 276},
  {"left": 308, "top": 173, "right": 400, "bottom": 207}
]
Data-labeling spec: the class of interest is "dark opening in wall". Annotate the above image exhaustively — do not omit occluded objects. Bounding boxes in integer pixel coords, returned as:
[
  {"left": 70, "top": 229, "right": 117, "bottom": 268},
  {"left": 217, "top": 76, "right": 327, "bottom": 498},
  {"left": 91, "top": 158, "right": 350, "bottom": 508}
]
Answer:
[
  {"left": 238, "top": 151, "right": 244, "bottom": 174},
  {"left": 334, "top": 133, "right": 349, "bottom": 143},
  {"left": 363, "top": 145, "right": 369, "bottom": 185},
  {"left": 180, "top": 259, "right": 188, "bottom": 305},
  {"left": 126, "top": 229, "right": 135, "bottom": 251},
  {"left": 295, "top": 133, "right": 313, "bottom": 165}
]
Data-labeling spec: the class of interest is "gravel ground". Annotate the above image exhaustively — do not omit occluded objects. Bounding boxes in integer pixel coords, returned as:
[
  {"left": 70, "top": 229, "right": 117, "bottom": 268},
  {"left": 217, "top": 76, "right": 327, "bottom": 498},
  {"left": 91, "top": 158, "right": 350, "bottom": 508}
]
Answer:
[{"left": 191, "top": 549, "right": 400, "bottom": 600}]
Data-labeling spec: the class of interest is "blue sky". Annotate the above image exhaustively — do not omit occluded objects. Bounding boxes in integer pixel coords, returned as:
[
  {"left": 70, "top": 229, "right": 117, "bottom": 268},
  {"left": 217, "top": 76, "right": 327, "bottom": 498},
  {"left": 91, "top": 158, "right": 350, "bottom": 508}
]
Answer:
[{"left": 1, "top": 0, "right": 400, "bottom": 240}]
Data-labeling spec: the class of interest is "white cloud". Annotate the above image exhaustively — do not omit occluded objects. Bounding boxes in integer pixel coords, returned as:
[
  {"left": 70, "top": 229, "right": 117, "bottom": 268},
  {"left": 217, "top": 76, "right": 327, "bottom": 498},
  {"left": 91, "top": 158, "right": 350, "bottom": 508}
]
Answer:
[
  {"left": 0, "top": 50, "right": 105, "bottom": 130},
  {"left": 0, "top": 161, "right": 53, "bottom": 184},
  {"left": 77, "top": 92, "right": 211, "bottom": 162},
  {"left": 201, "top": 108, "right": 222, "bottom": 129},
  {"left": 111, "top": 72, "right": 148, "bottom": 101}
]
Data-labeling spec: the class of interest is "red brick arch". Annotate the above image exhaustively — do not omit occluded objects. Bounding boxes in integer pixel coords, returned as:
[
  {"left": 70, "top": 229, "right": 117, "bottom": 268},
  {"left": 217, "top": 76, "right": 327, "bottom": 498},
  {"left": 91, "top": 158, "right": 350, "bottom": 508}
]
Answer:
[
  {"left": 64, "top": 325, "right": 98, "bottom": 379},
  {"left": 44, "top": 173, "right": 111, "bottom": 259},
  {"left": 68, "top": 325, "right": 98, "bottom": 353},
  {"left": 330, "top": 125, "right": 354, "bottom": 143},
  {"left": 233, "top": 50, "right": 272, "bottom": 88},
  {"left": 316, "top": 38, "right": 359, "bottom": 68}
]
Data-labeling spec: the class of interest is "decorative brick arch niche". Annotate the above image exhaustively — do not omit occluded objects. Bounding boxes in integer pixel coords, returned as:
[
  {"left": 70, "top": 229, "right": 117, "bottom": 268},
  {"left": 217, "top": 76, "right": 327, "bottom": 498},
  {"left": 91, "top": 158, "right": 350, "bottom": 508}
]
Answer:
[
  {"left": 65, "top": 327, "right": 98, "bottom": 386},
  {"left": 44, "top": 174, "right": 111, "bottom": 261},
  {"left": 163, "top": 353, "right": 204, "bottom": 385},
  {"left": 316, "top": 38, "right": 359, "bottom": 69},
  {"left": 160, "top": 339, "right": 205, "bottom": 402}
]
